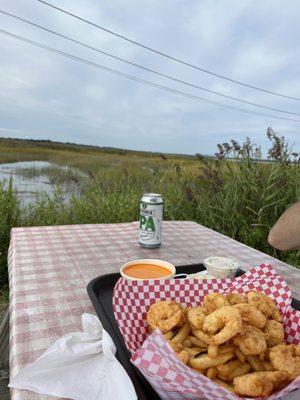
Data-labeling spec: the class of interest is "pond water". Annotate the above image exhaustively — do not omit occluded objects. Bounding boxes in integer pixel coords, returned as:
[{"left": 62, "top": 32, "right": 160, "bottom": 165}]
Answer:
[{"left": 0, "top": 161, "right": 83, "bottom": 206}]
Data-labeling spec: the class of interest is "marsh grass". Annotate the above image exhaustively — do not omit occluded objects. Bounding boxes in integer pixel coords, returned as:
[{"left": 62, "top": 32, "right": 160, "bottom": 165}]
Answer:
[
  {"left": 17, "top": 165, "right": 86, "bottom": 185},
  {"left": 0, "top": 130, "right": 299, "bottom": 301},
  {"left": 0, "top": 179, "right": 20, "bottom": 295}
]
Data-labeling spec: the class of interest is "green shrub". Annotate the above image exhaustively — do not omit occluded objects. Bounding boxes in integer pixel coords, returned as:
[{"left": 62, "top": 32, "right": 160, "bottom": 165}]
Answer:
[{"left": 0, "top": 179, "right": 20, "bottom": 292}]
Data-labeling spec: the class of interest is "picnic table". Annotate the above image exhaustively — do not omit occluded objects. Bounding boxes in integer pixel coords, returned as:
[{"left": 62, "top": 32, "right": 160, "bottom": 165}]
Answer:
[{"left": 8, "top": 221, "right": 300, "bottom": 400}]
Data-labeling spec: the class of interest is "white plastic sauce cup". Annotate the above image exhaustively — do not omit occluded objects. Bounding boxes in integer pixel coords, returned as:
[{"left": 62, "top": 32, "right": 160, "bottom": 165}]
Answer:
[{"left": 203, "top": 256, "right": 240, "bottom": 279}]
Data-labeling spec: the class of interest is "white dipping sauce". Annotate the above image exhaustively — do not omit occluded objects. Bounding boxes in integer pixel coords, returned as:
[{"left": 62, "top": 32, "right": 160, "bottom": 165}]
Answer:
[{"left": 203, "top": 256, "right": 240, "bottom": 279}]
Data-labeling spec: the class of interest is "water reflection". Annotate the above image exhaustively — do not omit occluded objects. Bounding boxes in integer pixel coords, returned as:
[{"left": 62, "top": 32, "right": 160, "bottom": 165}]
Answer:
[{"left": 0, "top": 161, "right": 83, "bottom": 206}]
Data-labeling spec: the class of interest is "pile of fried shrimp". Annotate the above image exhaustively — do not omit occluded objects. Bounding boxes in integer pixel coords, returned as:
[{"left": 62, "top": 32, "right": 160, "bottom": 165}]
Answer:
[{"left": 146, "top": 291, "right": 300, "bottom": 398}]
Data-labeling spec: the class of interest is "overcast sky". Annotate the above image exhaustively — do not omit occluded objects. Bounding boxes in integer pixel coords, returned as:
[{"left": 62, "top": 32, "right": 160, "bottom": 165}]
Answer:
[{"left": 0, "top": 0, "right": 299, "bottom": 155}]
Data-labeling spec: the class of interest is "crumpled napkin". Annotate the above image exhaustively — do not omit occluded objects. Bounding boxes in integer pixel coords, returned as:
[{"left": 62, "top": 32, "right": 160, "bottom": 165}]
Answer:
[{"left": 9, "top": 313, "right": 137, "bottom": 400}]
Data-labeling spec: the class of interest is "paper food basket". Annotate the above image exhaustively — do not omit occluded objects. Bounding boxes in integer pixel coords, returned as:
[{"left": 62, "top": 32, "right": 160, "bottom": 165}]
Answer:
[{"left": 113, "top": 264, "right": 300, "bottom": 400}]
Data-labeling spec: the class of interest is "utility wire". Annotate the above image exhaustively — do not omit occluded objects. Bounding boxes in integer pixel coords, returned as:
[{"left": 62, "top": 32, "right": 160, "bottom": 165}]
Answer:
[
  {"left": 37, "top": 0, "right": 300, "bottom": 101},
  {"left": 0, "top": 28, "right": 299, "bottom": 123},
  {"left": 1, "top": 9, "right": 299, "bottom": 117}
]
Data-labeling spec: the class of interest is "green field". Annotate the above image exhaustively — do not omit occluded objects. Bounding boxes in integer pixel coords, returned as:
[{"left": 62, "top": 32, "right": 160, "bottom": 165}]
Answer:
[{"left": 0, "top": 130, "right": 299, "bottom": 303}]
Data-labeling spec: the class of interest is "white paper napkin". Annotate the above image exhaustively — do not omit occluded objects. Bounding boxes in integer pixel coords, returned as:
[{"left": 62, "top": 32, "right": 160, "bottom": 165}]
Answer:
[{"left": 9, "top": 313, "right": 137, "bottom": 400}]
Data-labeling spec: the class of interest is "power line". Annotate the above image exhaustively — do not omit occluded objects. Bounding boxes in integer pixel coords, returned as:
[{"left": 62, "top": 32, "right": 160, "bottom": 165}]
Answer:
[
  {"left": 36, "top": 0, "right": 300, "bottom": 101},
  {"left": 0, "top": 28, "right": 299, "bottom": 123},
  {"left": 1, "top": 9, "right": 299, "bottom": 117}
]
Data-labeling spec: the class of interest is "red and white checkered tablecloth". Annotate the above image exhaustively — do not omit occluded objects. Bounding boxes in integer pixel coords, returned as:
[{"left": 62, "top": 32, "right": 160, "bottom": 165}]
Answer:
[{"left": 8, "top": 221, "right": 300, "bottom": 400}]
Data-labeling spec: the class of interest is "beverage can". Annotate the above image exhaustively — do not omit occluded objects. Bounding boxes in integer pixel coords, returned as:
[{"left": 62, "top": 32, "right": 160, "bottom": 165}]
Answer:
[{"left": 139, "top": 193, "right": 163, "bottom": 248}]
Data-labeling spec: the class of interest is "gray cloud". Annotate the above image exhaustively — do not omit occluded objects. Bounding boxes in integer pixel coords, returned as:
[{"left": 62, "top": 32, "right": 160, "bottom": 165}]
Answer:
[{"left": 0, "top": 0, "right": 299, "bottom": 155}]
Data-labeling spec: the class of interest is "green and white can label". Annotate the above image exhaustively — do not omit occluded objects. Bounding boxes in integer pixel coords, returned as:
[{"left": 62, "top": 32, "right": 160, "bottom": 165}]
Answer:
[{"left": 139, "top": 195, "right": 163, "bottom": 248}]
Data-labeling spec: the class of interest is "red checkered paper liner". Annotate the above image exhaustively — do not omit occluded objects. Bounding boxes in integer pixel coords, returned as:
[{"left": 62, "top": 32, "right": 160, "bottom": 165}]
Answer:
[
  {"left": 113, "top": 264, "right": 299, "bottom": 351},
  {"left": 113, "top": 264, "right": 300, "bottom": 400}
]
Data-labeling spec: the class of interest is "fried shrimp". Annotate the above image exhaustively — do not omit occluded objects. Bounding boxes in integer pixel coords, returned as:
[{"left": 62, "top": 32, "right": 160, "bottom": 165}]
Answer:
[
  {"left": 203, "top": 293, "right": 229, "bottom": 315},
  {"left": 265, "top": 296, "right": 282, "bottom": 322},
  {"left": 233, "top": 371, "right": 289, "bottom": 397},
  {"left": 227, "top": 293, "right": 247, "bottom": 306},
  {"left": 264, "top": 320, "right": 284, "bottom": 347},
  {"left": 202, "top": 306, "right": 242, "bottom": 345},
  {"left": 233, "top": 324, "right": 267, "bottom": 355},
  {"left": 233, "top": 303, "right": 266, "bottom": 329},
  {"left": 187, "top": 306, "right": 206, "bottom": 329},
  {"left": 146, "top": 300, "right": 185, "bottom": 333},
  {"left": 269, "top": 344, "right": 300, "bottom": 380},
  {"left": 247, "top": 291, "right": 272, "bottom": 318}
]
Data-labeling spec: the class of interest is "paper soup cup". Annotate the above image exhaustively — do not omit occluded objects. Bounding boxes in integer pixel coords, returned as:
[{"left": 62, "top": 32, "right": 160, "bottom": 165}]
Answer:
[{"left": 120, "top": 259, "right": 175, "bottom": 281}]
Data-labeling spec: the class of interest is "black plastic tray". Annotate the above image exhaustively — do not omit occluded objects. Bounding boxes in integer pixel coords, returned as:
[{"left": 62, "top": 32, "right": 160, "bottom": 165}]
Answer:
[{"left": 87, "top": 263, "right": 300, "bottom": 400}]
